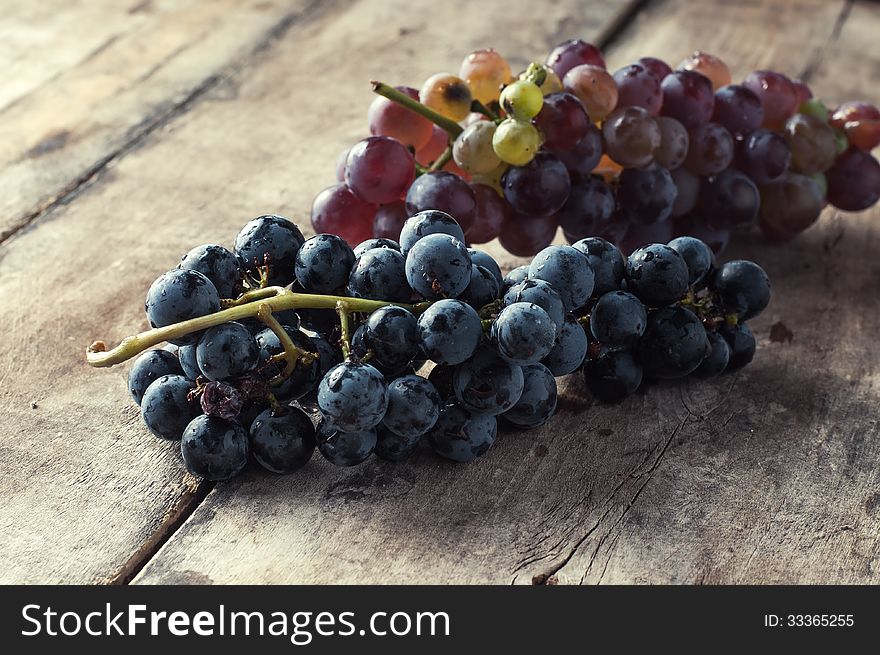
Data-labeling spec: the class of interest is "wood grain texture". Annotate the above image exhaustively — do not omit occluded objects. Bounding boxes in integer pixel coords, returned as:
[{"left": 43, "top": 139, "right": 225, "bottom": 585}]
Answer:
[
  {"left": 122, "top": 0, "right": 879, "bottom": 584},
  {"left": 0, "top": 0, "right": 319, "bottom": 242},
  {"left": 0, "top": 0, "right": 639, "bottom": 583}
]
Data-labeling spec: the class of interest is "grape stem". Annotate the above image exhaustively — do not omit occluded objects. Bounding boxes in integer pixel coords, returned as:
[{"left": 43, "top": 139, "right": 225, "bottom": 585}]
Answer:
[
  {"left": 370, "top": 81, "right": 463, "bottom": 138},
  {"left": 336, "top": 300, "right": 352, "bottom": 360},
  {"left": 256, "top": 303, "right": 315, "bottom": 385},
  {"left": 86, "top": 287, "right": 431, "bottom": 368},
  {"left": 427, "top": 145, "right": 453, "bottom": 172}
]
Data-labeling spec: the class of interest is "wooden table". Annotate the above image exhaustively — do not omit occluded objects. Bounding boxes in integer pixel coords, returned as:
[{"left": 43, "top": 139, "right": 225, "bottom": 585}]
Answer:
[{"left": 2, "top": 0, "right": 878, "bottom": 585}]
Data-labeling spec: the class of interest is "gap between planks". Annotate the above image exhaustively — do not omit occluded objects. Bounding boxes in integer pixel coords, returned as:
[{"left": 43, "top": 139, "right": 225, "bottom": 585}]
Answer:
[{"left": 0, "top": 0, "right": 336, "bottom": 246}]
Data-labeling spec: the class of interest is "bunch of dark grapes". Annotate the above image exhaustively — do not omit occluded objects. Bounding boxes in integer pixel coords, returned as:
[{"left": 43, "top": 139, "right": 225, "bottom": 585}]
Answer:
[
  {"left": 124, "top": 211, "right": 769, "bottom": 482},
  {"left": 315, "top": 41, "right": 879, "bottom": 257}
]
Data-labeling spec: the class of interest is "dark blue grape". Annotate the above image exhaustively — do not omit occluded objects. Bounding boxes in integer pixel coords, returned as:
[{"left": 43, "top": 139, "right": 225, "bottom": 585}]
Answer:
[
  {"left": 317, "top": 362, "right": 388, "bottom": 432},
  {"left": 374, "top": 423, "right": 421, "bottom": 462},
  {"left": 234, "top": 214, "right": 304, "bottom": 287},
  {"left": 353, "top": 238, "right": 401, "bottom": 258},
  {"left": 528, "top": 245, "right": 594, "bottom": 311},
  {"left": 365, "top": 305, "right": 419, "bottom": 370},
  {"left": 542, "top": 315, "right": 588, "bottom": 375},
  {"left": 427, "top": 402, "right": 498, "bottom": 462},
  {"left": 667, "top": 236, "right": 714, "bottom": 285},
  {"left": 453, "top": 346, "right": 524, "bottom": 415},
  {"left": 294, "top": 234, "right": 355, "bottom": 293},
  {"left": 181, "top": 415, "right": 249, "bottom": 481},
  {"left": 582, "top": 349, "right": 643, "bottom": 403},
  {"left": 255, "top": 326, "right": 320, "bottom": 401},
  {"left": 178, "top": 344, "right": 201, "bottom": 379},
  {"left": 416, "top": 299, "right": 481, "bottom": 365},
  {"left": 179, "top": 244, "right": 243, "bottom": 299},
  {"left": 617, "top": 164, "right": 677, "bottom": 225},
  {"left": 140, "top": 374, "right": 199, "bottom": 440},
  {"left": 405, "top": 233, "right": 472, "bottom": 300},
  {"left": 501, "top": 265, "right": 530, "bottom": 294},
  {"left": 382, "top": 374, "right": 441, "bottom": 437},
  {"left": 348, "top": 247, "right": 411, "bottom": 303},
  {"left": 316, "top": 419, "right": 377, "bottom": 467},
  {"left": 460, "top": 265, "right": 500, "bottom": 311},
  {"left": 398, "top": 209, "right": 465, "bottom": 255},
  {"left": 503, "top": 278, "right": 565, "bottom": 339},
  {"left": 572, "top": 236, "right": 625, "bottom": 297},
  {"left": 350, "top": 322, "right": 369, "bottom": 360},
  {"left": 237, "top": 399, "right": 270, "bottom": 431},
  {"left": 711, "top": 260, "right": 770, "bottom": 320},
  {"left": 625, "top": 243, "right": 689, "bottom": 307},
  {"left": 467, "top": 249, "right": 503, "bottom": 287},
  {"left": 196, "top": 321, "right": 259, "bottom": 381},
  {"left": 491, "top": 302, "right": 557, "bottom": 365},
  {"left": 502, "top": 363, "right": 557, "bottom": 429},
  {"left": 699, "top": 168, "right": 760, "bottom": 231},
  {"left": 556, "top": 176, "right": 616, "bottom": 241},
  {"left": 249, "top": 406, "right": 316, "bottom": 473},
  {"left": 128, "top": 349, "right": 182, "bottom": 405},
  {"left": 589, "top": 291, "right": 647, "bottom": 348},
  {"left": 639, "top": 306, "right": 708, "bottom": 378},
  {"left": 720, "top": 322, "right": 756, "bottom": 371},
  {"left": 618, "top": 217, "right": 674, "bottom": 256},
  {"left": 693, "top": 331, "right": 730, "bottom": 379},
  {"left": 145, "top": 269, "right": 220, "bottom": 345}
]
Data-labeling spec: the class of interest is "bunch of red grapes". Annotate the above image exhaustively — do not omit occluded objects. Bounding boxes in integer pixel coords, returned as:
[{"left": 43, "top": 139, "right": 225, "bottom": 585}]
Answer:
[{"left": 312, "top": 39, "right": 880, "bottom": 256}]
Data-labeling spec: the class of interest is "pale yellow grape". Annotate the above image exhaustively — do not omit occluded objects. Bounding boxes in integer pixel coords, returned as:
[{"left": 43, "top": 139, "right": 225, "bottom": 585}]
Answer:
[
  {"left": 471, "top": 163, "right": 509, "bottom": 196},
  {"left": 419, "top": 73, "right": 473, "bottom": 122},
  {"left": 492, "top": 118, "right": 540, "bottom": 166},
  {"left": 459, "top": 48, "right": 514, "bottom": 105},
  {"left": 453, "top": 121, "right": 501, "bottom": 174},
  {"left": 538, "top": 69, "right": 564, "bottom": 95},
  {"left": 500, "top": 80, "right": 544, "bottom": 120}
]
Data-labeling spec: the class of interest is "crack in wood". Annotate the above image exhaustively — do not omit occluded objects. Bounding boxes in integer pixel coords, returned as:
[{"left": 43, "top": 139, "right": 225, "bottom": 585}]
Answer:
[
  {"left": 799, "top": 0, "right": 854, "bottom": 81},
  {"left": 0, "top": 0, "right": 331, "bottom": 247}
]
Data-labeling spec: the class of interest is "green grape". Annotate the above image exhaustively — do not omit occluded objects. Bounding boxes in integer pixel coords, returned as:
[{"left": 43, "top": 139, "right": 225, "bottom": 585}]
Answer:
[
  {"left": 492, "top": 119, "right": 541, "bottom": 166},
  {"left": 500, "top": 80, "right": 544, "bottom": 120},
  {"left": 799, "top": 98, "right": 829, "bottom": 121},
  {"left": 783, "top": 113, "right": 837, "bottom": 174},
  {"left": 453, "top": 121, "right": 502, "bottom": 174},
  {"left": 471, "top": 162, "right": 508, "bottom": 195}
]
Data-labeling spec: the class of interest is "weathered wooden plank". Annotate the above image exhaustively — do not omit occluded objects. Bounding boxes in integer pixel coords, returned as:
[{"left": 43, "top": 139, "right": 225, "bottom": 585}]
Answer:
[
  {"left": 0, "top": 0, "right": 639, "bottom": 583},
  {"left": 128, "top": 0, "right": 880, "bottom": 584},
  {"left": 0, "top": 0, "right": 321, "bottom": 243}
]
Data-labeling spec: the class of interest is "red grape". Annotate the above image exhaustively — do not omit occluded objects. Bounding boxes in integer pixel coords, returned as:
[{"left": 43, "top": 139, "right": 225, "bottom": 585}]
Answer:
[
  {"left": 653, "top": 116, "right": 689, "bottom": 169},
  {"left": 556, "top": 176, "right": 617, "bottom": 240},
  {"left": 415, "top": 125, "right": 448, "bottom": 166},
  {"left": 618, "top": 219, "right": 674, "bottom": 256},
  {"left": 311, "top": 183, "right": 377, "bottom": 245},
  {"left": 743, "top": 70, "right": 798, "bottom": 130},
  {"left": 676, "top": 51, "right": 730, "bottom": 91},
  {"left": 711, "top": 84, "right": 764, "bottom": 137},
  {"left": 791, "top": 78, "right": 813, "bottom": 104},
  {"left": 660, "top": 70, "right": 715, "bottom": 130},
  {"left": 670, "top": 166, "right": 700, "bottom": 217},
  {"left": 556, "top": 124, "right": 603, "bottom": 176},
  {"left": 759, "top": 172, "right": 823, "bottom": 235},
  {"left": 825, "top": 147, "right": 880, "bottom": 211},
  {"left": 345, "top": 136, "right": 415, "bottom": 205},
  {"left": 699, "top": 168, "right": 760, "bottom": 230},
  {"left": 603, "top": 106, "right": 661, "bottom": 168},
  {"left": 829, "top": 101, "right": 880, "bottom": 152},
  {"left": 368, "top": 86, "right": 433, "bottom": 151},
  {"left": 685, "top": 122, "right": 734, "bottom": 175},
  {"left": 613, "top": 63, "right": 663, "bottom": 115},
  {"left": 498, "top": 212, "right": 558, "bottom": 257},
  {"left": 533, "top": 92, "right": 590, "bottom": 151},
  {"left": 738, "top": 128, "right": 791, "bottom": 184},
  {"left": 405, "top": 171, "right": 476, "bottom": 232},
  {"left": 500, "top": 152, "right": 571, "bottom": 217},
  {"left": 637, "top": 57, "right": 672, "bottom": 82},
  {"left": 617, "top": 164, "right": 677, "bottom": 225},
  {"left": 373, "top": 200, "right": 408, "bottom": 240},
  {"left": 563, "top": 64, "right": 618, "bottom": 122},
  {"left": 335, "top": 146, "right": 350, "bottom": 182},
  {"left": 466, "top": 183, "right": 508, "bottom": 244},
  {"left": 546, "top": 39, "right": 606, "bottom": 79}
]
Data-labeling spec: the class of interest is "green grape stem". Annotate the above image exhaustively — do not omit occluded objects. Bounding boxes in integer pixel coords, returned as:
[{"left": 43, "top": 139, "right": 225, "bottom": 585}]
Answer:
[
  {"left": 370, "top": 81, "right": 463, "bottom": 138},
  {"left": 86, "top": 287, "right": 431, "bottom": 368},
  {"left": 427, "top": 145, "right": 453, "bottom": 172}
]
